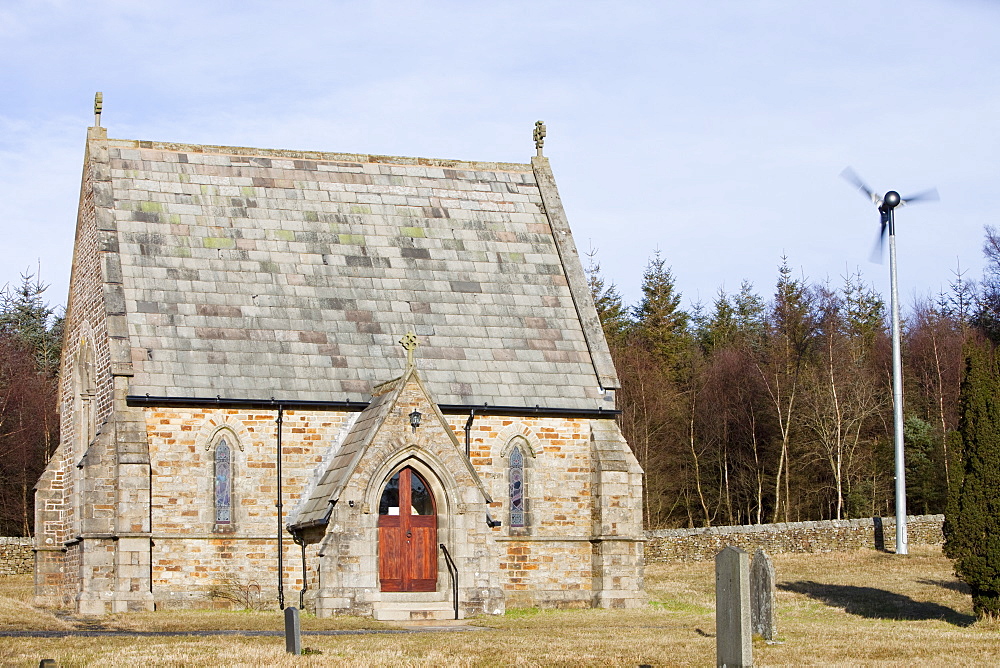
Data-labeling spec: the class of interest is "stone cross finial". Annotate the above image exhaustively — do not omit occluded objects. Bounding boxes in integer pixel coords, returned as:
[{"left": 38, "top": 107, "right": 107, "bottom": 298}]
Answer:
[
  {"left": 94, "top": 92, "right": 103, "bottom": 127},
  {"left": 399, "top": 331, "right": 419, "bottom": 368},
  {"left": 533, "top": 120, "right": 546, "bottom": 156}
]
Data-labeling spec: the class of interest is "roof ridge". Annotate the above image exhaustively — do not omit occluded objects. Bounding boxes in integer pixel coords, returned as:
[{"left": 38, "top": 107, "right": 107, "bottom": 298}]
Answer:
[{"left": 106, "top": 138, "right": 533, "bottom": 172}]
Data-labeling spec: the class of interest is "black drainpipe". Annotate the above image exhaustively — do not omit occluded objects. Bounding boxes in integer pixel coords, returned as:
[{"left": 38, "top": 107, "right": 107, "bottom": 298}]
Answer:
[
  {"left": 149, "top": 462, "right": 154, "bottom": 598},
  {"left": 276, "top": 404, "right": 284, "bottom": 610},
  {"left": 463, "top": 410, "right": 476, "bottom": 458},
  {"left": 292, "top": 529, "right": 307, "bottom": 610}
]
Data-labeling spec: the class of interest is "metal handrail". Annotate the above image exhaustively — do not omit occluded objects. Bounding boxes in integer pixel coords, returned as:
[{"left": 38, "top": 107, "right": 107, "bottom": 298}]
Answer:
[{"left": 440, "top": 543, "right": 459, "bottom": 620}]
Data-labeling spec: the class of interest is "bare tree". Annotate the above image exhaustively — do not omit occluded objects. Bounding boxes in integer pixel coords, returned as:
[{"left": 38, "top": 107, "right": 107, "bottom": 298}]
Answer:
[
  {"left": 758, "top": 258, "right": 816, "bottom": 522},
  {"left": 907, "top": 297, "right": 967, "bottom": 506},
  {"left": 801, "top": 282, "right": 888, "bottom": 519},
  {"left": 0, "top": 334, "right": 58, "bottom": 535}
]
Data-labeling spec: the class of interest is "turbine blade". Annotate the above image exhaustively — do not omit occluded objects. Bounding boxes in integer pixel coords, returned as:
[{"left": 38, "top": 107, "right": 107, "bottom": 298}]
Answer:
[
  {"left": 841, "top": 167, "right": 881, "bottom": 204},
  {"left": 869, "top": 222, "right": 887, "bottom": 264},
  {"left": 869, "top": 244, "right": 883, "bottom": 265},
  {"left": 900, "top": 188, "right": 940, "bottom": 206}
]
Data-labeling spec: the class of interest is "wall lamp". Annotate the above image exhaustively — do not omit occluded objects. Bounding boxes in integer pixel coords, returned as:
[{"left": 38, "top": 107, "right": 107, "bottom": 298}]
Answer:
[{"left": 409, "top": 409, "right": 422, "bottom": 433}]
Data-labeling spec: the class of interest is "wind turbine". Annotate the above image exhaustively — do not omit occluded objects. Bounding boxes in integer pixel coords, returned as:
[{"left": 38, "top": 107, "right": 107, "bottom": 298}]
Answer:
[{"left": 841, "top": 167, "right": 938, "bottom": 555}]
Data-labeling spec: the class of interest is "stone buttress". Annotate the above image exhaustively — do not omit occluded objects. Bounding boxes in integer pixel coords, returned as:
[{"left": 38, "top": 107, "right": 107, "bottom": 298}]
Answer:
[{"left": 34, "top": 125, "right": 154, "bottom": 613}]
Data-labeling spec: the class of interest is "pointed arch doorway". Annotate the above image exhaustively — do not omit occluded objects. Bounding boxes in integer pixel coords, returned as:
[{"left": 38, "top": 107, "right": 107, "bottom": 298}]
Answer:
[{"left": 377, "top": 467, "right": 438, "bottom": 592}]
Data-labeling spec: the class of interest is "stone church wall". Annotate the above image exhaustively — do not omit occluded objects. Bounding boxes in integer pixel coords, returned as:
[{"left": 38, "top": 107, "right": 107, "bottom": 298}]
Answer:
[
  {"left": 143, "top": 403, "right": 628, "bottom": 611},
  {"left": 645, "top": 514, "right": 945, "bottom": 562},
  {"left": 36, "top": 377, "right": 640, "bottom": 612},
  {"left": 144, "top": 406, "right": 354, "bottom": 608},
  {"left": 465, "top": 415, "right": 599, "bottom": 607}
]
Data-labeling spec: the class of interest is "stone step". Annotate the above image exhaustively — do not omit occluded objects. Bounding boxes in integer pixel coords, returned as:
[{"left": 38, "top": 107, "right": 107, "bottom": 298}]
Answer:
[
  {"left": 373, "top": 599, "right": 460, "bottom": 621},
  {"left": 376, "top": 599, "right": 453, "bottom": 610},
  {"left": 390, "top": 619, "right": 471, "bottom": 628},
  {"left": 374, "top": 608, "right": 459, "bottom": 621},
  {"left": 379, "top": 591, "right": 450, "bottom": 603}
]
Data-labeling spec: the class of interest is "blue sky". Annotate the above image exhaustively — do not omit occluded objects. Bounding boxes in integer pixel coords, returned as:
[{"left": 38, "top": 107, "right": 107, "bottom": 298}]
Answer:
[{"left": 2, "top": 1, "right": 998, "bottom": 316}]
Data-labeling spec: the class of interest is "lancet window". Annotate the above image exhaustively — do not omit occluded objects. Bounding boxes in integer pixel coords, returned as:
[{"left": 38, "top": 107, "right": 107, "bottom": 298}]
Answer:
[
  {"left": 509, "top": 446, "right": 525, "bottom": 528},
  {"left": 214, "top": 438, "right": 233, "bottom": 529}
]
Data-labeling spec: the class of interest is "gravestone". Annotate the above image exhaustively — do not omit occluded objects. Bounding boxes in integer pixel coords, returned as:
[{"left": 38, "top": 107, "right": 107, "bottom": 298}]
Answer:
[
  {"left": 750, "top": 549, "right": 777, "bottom": 641},
  {"left": 284, "top": 606, "right": 302, "bottom": 655},
  {"left": 873, "top": 516, "right": 885, "bottom": 551},
  {"left": 715, "top": 546, "right": 752, "bottom": 667}
]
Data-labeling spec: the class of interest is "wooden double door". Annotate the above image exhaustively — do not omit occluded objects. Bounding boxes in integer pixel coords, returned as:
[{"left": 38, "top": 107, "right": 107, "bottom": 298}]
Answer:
[{"left": 377, "top": 467, "right": 437, "bottom": 592}]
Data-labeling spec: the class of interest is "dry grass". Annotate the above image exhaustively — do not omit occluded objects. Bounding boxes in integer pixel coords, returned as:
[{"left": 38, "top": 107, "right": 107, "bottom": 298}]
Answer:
[
  {"left": 98, "top": 606, "right": 388, "bottom": 633},
  {"left": 0, "top": 575, "right": 71, "bottom": 632},
  {"left": 1, "top": 546, "right": 997, "bottom": 666}
]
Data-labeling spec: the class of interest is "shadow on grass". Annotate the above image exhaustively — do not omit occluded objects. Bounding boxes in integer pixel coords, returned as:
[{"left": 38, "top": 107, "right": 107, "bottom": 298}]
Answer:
[
  {"left": 778, "top": 581, "right": 975, "bottom": 626},
  {"left": 917, "top": 578, "right": 971, "bottom": 595}
]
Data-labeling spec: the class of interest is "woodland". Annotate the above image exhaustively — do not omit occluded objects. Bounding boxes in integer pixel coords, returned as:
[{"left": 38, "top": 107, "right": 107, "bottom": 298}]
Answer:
[
  {"left": 588, "top": 226, "right": 1000, "bottom": 530},
  {"left": 0, "top": 271, "right": 60, "bottom": 536},
  {"left": 1, "top": 227, "right": 1000, "bottom": 536}
]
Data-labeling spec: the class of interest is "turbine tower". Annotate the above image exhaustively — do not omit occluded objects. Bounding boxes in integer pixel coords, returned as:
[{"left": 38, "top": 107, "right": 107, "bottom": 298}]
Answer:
[{"left": 842, "top": 167, "right": 938, "bottom": 555}]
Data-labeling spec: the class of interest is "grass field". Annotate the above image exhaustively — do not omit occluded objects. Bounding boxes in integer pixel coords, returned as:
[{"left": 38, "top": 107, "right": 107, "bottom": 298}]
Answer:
[{"left": 1, "top": 545, "right": 996, "bottom": 666}]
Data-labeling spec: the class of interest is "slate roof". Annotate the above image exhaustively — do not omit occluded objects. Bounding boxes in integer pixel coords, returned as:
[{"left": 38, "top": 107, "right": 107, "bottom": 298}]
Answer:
[{"left": 100, "top": 136, "right": 618, "bottom": 409}]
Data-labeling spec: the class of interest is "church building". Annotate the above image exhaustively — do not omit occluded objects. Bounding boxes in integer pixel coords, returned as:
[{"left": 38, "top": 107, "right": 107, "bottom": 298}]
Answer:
[{"left": 33, "top": 102, "right": 644, "bottom": 619}]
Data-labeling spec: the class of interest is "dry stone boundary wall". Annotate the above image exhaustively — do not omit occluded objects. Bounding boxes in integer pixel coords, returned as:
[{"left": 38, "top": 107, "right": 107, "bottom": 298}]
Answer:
[
  {"left": 1, "top": 515, "right": 946, "bottom": 575},
  {"left": 645, "top": 514, "right": 944, "bottom": 562},
  {"left": 0, "top": 537, "right": 32, "bottom": 575}
]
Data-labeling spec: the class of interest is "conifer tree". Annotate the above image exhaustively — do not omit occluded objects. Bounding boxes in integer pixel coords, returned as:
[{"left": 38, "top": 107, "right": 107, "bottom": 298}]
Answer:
[
  {"left": 0, "top": 270, "right": 63, "bottom": 374},
  {"left": 733, "top": 281, "right": 766, "bottom": 351},
  {"left": 634, "top": 250, "right": 689, "bottom": 365},
  {"left": 944, "top": 340, "right": 1000, "bottom": 617},
  {"left": 698, "top": 289, "right": 736, "bottom": 352},
  {"left": 903, "top": 415, "right": 943, "bottom": 515},
  {"left": 584, "top": 248, "right": 631, "bottom": 344},
  {"left": 947, "top": 261, "right": 977, "bottom": 334},
  {"left": 974, "top": 225, "right": 1000, "bottom": 342},
  {"left": 842, "top": 270, "right": 885, "bottom": 356}
]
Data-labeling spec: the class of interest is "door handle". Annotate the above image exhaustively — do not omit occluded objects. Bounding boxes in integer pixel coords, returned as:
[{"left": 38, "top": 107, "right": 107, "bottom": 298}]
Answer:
[{"left": 406, "top": 530, "right": 412, "bottom": 538}]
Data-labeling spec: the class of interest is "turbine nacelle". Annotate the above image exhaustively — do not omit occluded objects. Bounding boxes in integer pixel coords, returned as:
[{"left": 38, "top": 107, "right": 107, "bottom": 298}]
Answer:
[
  {"left": 840, "top": 167, "right": 939, "bottom": 262},
  {"left": 880, "top": 190, "right": 901, "bottom": 212}
]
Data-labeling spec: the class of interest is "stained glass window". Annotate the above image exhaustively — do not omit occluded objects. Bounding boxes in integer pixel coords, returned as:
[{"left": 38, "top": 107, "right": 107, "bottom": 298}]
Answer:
[
  {"left": 214, "top": 439, "right": 232, "bottom": 527},
  {"left": 509, "top": 446, "right": 525, "bottom": 527}
]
